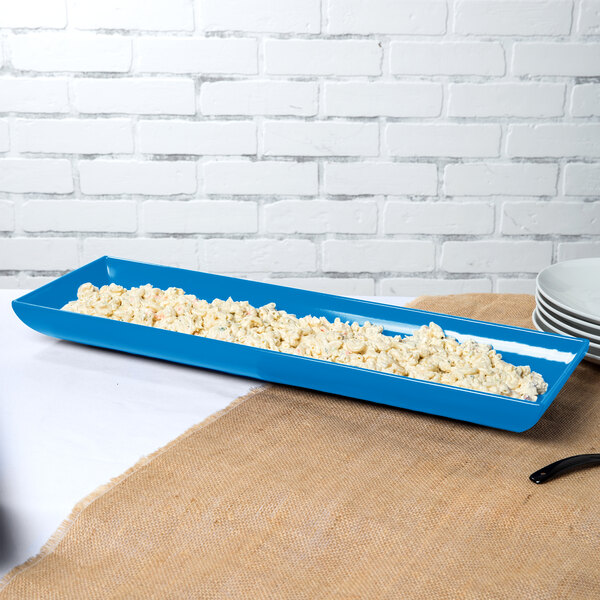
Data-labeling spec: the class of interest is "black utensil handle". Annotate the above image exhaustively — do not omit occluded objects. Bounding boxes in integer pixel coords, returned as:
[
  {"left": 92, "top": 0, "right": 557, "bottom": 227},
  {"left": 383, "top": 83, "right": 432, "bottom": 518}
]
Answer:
[{"left": 530, "top": 454, "right": 600, "bottom": 484}]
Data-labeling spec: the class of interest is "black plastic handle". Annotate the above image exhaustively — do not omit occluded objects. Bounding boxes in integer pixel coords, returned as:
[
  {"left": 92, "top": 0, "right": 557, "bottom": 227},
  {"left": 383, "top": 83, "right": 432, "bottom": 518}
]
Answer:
[{"left": 530, "top": 454, "right": 600, "bottom": 484}]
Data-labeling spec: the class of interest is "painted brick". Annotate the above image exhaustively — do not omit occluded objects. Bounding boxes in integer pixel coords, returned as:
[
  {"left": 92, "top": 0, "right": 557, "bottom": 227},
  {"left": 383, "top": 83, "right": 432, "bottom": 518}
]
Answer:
[
  {"left": 386, "top": 124, "right": 500, "bottom": 157},
  {"left": 22, "top": 200, "right": 137, "bottom": 232},
  {"left": 557, "top": 242, "right": 600, "bottom": 261},
  {"left": 441, "top": 241, "right": 552, "bottom": 273},
  {"left": 454, "top": 1, "right": 572, "bottom": 35},
  {"left": 324, "top": 162, "right": 437, "bottom": 196},
  {"left": 262, "top": 277, "right": 376, "bottom": 296},
  {"left": 0, "top": 0, "right": 598, "bottom": 287},
  {"left": 203, "top": 239, "right": 317, "bottom": 273},
  {"left": 135, "top": 37, "right": 257, "bottom": 74},
  {"left": 204, "top": 161, "right": 318, "bottom": 196},
  {"left": 0, "top": 78, "right": 70, "bottom": 113},
  {"left": 0, "top": 238, "right": 78, "bottom": 270},
  {"left": 10, "top": 33, "right": 131, "bottom": 72},
  {"left": 0, "top": 201, "right": 15, "bottom": 231},
  {"left": 495, "top": 279, "right": 537, "bottom": 294},
  {"left": 381, "top": 278, "right": 492, "bottom": 296},
  {"left": 201, "top": 81, "right": 317, "bottom": 116},
  {"left": 507, "top": 124, "right": 600, "bottom": 158},
  {"left": 264, "top": 121, "right": 379, "bottom": 157},
  {"left": 68, "top": 0, "right": 194, "bottom": 31},
  {"left": 448, "top": 83, "right": 565, "bottom": 117},
  {"left": 327, "top": 0, "right": 447, "bottom": 34},
  {"left": 13, "top": 119, "right": 133, "bottom": 154},
  {"left": 137, "top": 120, "right": 256, "bottom": 155},
  {"left": 0, "top": 121, "right": 8, "bottom": 152},
  {"left": 82, "top": 238, "right": 198, "bottom": 269},
  {"left": 264, "top": 200, "right": 377, "bottom": 234},
  {"left": 265, "top": 40, "right": 381, "bottom": 76},
  {"left": 142, "top": 200, "right": 257, "bottom": 233},
  {"left": 200, "top": 0, "right": 320, "bottom": 33},
  {"left": 444, "top": 163, "right": 557, "bottom": 196},
  {"left": 563, "top": 163, "right": 600, "bottom": 196},
  {"left": 79, "top": 160, "right": 197, "bottom": 195},
  {"left": 571, "top": 84, "right": 600, "bottom": 116},
  {"left": 577, "top": 1, "right": 600, "bottom": 34},
  {"left": 390, "top": 42, "right": 505, "bottom": 76},
  {"left": 324, "top": 82, "right": 442, "bottom": 118},
  {"left": 0, "top": 0, "right": 66, "bottom": 28},
  {"left": 323, "top": 240, "right": 435, "bottom": 273},
  {"left": 0, "top": 159, "right": 73, "bottom": 193},
  {"left": 73, "top": 78, "right": 195, "bottom": 115},
  {"left": 502, "top": 201, "right": 600, "bottom": 235},
  {"left": 512, "top": 43, "right": 600, "bottom": 76},
  {"left": 384, "top": 202, "right": 494, "bottom": 234}
]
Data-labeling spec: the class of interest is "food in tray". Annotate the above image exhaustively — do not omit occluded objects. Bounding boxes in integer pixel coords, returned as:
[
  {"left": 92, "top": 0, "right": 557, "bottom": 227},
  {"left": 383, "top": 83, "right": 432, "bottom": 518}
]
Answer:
[{"left": 63, "top": 283, "right": 548, "bottom": 401}]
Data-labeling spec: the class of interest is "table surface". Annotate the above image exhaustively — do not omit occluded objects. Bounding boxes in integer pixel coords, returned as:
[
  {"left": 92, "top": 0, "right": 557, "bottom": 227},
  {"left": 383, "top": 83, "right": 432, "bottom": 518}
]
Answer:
[{"left": 1, "top": 288, "right": 413, "bottom": 578}]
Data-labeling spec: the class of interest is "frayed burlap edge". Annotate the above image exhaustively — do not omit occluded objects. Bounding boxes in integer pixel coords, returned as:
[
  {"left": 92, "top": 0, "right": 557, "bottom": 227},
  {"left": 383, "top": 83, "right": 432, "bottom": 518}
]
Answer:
[{"left": 0, "top": 384, "right": 268, "bottom": 591}]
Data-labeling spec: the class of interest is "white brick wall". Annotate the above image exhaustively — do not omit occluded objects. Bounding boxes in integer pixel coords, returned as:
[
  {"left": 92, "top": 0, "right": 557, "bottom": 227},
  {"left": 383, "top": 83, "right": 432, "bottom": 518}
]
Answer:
[
  {"left": 324, "top": 83, "right": 442, "bottom": 117},
  {"left": 201, "top": 81, "right": 317, "bottom": 116},
  {"left": 10, "top": 33, "right": 132, "bottom": 72},
  {"left": 454, "top": 1, "right": 572, "bottom": 35},
  {"left": 22, "top": 200, "right": 137, "bottom": 233},
  {"left": 324, "top": 163, "right": 437, "bottom": 195},
  {"left": 68, "top": 0, "right": 194, "bottom": 31},
  {"left": 385, "top": 124, "right": 501, "bottom": 157},
  {"left": 563, "top": 163, "right": 600, "bottom": 195},
  {"left": 0, "top": 0, "right": 66, "bottom": 29},
  {"left": 73, "top": 79, "right": 195, "bottom": 115},
  {"left": 390, "top": 42, "right": 505, "bottom": 75},
  {"left": 200, "top": 0, "right": 320, "bottom": 34},
  {"left": 0, "top": 0, "right": 598, "bottom": 296},
  {"left": 571, "top": 84, "right": 600, "bottom": 116},
  {"left": 327, "top": 0, "right": 447, "bottom": 35},
  {"left": 448, "top": 83, "right": 565, "bottom": 117},
  {"left": 79, "top": 161, "right": 197, "bottom": 195},
  {"left": 137, "top": 121, "right": 256, "bottom": 155},
  {"left": 13, "top": 119, "right": 134, "bottom": 154},
  {"left": 264, "top": 200, "right": 377, "bottom": 234},
  {"left": 203, "top": 161, "right": 317, "bottom": 195},
  {"left": 578, "top": 1, "right": 600, "bottom": 34},
  {"left": 323, "top": 240, "right": 435, "bottom": 273},
  {"left": 441, "top": 242, "right": 553, "bottom": 273},
  {"left": 264, "top": 122, "right": 379, "bottom": 157},
  {"left": 135, "top": 38, "right": 257, "bottom": 75},
  {"left": 142, "top": 201, "right": 257, "bottom": 233},
  {"left": 203, "top": 239, "right": 317, "bottom": 272},
  {"left": 0, "top": 78, "right": 70, "bottom": 113},
  {"left": 265, "top": 40, "right": 381, "bottom": 75}
]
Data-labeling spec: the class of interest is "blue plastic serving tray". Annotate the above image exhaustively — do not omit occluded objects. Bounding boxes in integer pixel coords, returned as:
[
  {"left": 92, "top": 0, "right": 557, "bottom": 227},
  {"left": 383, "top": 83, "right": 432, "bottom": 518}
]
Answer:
[{"left": 12, "top": 256, "right": 589, "bottom": 432}]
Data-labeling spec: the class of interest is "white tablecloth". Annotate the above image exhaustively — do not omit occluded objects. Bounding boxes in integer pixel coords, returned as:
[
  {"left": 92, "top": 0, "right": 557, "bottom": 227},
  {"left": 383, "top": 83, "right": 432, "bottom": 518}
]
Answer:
[{"left": 1, "top": 289, "right": 413, "bottom": 578}]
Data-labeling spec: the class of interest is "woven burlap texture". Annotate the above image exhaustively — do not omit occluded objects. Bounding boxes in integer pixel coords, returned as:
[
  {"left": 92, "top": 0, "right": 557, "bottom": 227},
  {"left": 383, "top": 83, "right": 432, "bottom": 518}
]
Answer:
[{"left": 1, "top": 294, "right": 598, "bottom": 599}]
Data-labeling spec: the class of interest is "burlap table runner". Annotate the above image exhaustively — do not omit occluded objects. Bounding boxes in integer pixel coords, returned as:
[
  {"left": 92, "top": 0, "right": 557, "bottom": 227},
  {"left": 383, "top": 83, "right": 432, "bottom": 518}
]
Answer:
[{"left": 2, "top": 294, "right": 599, "bottom": 599}]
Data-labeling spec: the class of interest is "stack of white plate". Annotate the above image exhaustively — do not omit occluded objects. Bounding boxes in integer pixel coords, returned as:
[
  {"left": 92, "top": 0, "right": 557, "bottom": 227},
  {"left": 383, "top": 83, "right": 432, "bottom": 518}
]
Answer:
[{"left": 534, "top": 258, "right": 600, "bottom": 365}]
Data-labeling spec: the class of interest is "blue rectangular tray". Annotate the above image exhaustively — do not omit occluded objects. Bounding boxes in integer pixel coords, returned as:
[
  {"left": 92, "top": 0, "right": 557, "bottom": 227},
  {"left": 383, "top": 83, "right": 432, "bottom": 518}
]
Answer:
[{"left": 12, "top": 256, "right": 589, "bottom": 432}]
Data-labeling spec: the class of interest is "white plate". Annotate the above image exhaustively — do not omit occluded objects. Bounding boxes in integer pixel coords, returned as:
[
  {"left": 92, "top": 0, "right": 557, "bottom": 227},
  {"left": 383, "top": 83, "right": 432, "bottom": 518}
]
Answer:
[
  {"left": 532, "top": 310, "right": 600, "bottom": 365},
  {"left": 536, "top": 290, "right": 600, "bottom": 337},
  {"left": 533, "top": 308, "right": 600, "bottom": 351},
  {"left": 537, "top": 258, "right": 600, "bottom": 325},
  {"left": 536, "top": 294, "right": 600, "bottom": 343}
]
